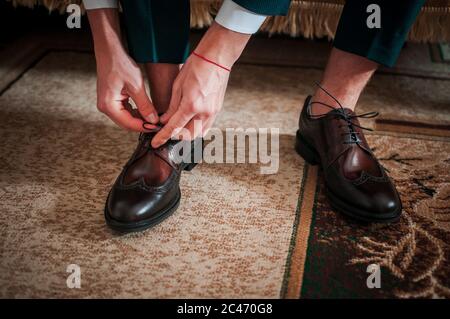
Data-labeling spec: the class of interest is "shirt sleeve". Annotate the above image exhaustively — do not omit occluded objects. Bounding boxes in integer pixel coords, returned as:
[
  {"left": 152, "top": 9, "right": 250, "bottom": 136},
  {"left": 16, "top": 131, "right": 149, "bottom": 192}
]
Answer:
[
  {"left": 82, "top": 0, "right": 118, "bottom": 10},
  {"left": 215, "top": 0, "right": 267, "bottom": 34}
]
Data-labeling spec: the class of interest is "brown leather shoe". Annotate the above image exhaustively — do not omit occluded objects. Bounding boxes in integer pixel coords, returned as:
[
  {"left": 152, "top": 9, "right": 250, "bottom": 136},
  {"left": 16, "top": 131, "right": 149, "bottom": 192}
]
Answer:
[
  {"left": 105, "top": 132, "right": 203, "bottom": 232},
  {"left": 295, "top": 94, "right": 402, "bottom": 223}
]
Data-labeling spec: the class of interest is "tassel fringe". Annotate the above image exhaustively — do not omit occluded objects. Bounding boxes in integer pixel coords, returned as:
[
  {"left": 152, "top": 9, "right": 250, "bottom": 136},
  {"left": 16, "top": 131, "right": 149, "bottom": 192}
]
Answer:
[{"left": 6, "top": 0, "right": 450, "bottom": 43}]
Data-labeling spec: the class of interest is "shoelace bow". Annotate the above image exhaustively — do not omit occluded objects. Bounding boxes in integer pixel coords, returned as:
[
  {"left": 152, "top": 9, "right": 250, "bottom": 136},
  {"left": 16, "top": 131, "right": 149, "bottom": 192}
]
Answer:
[
  {"left": 142, "top": 122, "right": 162, "bottom": 133},
  {"left": 309, "top": 83, "right": 379, "bottom": 144},
  {"left": 138, "top": 124, "right": 162, "bottom": 155},
  {"left": 137, "top": 126, "right": 181, "bottom": 171}
]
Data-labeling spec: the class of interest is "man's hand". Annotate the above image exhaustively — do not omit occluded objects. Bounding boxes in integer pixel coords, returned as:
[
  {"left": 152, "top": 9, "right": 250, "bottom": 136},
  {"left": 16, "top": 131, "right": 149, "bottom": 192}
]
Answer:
[
  {"left": 153, "top": 53, "right": 230, "bottom": 146},
  {"left": 151, "top": 22, "right": 251, "bottom": 148},
  {"left": 87, "top": 9, "right": 158, "bottom": 131}
]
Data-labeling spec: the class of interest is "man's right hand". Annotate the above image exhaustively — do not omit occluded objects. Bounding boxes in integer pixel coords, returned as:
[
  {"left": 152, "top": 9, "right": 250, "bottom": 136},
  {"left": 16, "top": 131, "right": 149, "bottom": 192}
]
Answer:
[{"left": 87, "top": 9, "right": 158, "bottom": 131}]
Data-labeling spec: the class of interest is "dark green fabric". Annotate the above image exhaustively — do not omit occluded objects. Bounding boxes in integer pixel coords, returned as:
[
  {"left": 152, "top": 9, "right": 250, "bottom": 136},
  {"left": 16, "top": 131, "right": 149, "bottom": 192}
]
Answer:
[
  {"left": 120, "top": 0, "right": 190, "bottom": 64},
  {"left": 233, "top": 0, "right": 291, "bottom": 15},
  {"left": 334, "top": 0, "right": 425, "bottom": 67}
]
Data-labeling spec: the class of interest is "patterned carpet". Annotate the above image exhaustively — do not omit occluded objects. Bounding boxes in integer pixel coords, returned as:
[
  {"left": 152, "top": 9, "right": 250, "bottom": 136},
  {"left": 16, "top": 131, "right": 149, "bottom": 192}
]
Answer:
[
  {"left": 0, "top": 51, "right": 449, "bottom": 298},
  {"left": 283, "top": 133, "right": 450, "bottom": 298}
]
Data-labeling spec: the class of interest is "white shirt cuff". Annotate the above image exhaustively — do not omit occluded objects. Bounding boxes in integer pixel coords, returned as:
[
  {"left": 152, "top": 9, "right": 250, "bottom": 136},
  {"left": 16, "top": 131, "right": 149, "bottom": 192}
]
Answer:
[
  {"left": 82, "top": 0, "right": 118, "bottom": 10},
  {"left": 215, "top": 0, "right": 267, "bottom": 34}
]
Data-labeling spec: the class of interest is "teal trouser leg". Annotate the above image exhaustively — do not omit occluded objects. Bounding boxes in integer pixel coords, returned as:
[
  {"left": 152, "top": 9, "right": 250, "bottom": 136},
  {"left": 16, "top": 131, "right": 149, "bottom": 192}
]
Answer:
[
  {"left": 333, "top": 0, "right": 425, "bottom": 67},
  {"left": 120, "top": 0, "right": 190, "bottom": 64}
]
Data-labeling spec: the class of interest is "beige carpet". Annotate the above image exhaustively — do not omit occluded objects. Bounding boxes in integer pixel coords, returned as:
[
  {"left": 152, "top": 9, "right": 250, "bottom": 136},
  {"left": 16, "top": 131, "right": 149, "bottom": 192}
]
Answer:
[
  {"left": 0, "top": 52, "right": 304, "bottom": 298},
  {"left": 0, "top": 51, "right": 449, "bottom": 298}
]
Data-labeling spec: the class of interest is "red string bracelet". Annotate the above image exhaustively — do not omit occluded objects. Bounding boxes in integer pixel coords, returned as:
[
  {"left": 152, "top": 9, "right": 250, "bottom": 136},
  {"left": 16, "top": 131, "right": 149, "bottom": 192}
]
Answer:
[{"left": 192, "top": 51, "right": 231, "bottom": 72}]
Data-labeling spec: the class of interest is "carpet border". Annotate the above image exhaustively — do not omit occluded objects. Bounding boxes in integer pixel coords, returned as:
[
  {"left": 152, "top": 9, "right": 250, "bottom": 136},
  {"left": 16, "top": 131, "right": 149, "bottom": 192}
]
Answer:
[
  {"left": 280, "top": 164, "right": 319, "bottom": 299},
  {"left": 375, "top": 119, "right": 450, "bottom": 137}
]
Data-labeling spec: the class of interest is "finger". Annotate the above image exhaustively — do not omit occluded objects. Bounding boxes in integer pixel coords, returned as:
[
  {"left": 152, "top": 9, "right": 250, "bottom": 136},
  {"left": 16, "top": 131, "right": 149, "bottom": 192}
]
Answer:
[
  {"left": 128, "top": 84, "right": 159, "bottom": 124},
  {"left": 123, "top": 99, "right": 142, "bottom": 119},
  {"left": 122, "top": 99, "right": 158, "bottom": 130},
  {"left": 183, "top": 115, "right": 206, "bottom": 140},
  {"left": 151, "top": 106, "right": 194, "bottom": 148},
  {"left": 201, "top": 116, "right": 216, "bottom": 137},
  {"left": 160, "top": 82, "right": 182, "bottom": 124},
  {"left": 106, "top": 100, "right": 156, "bottom": 132}
]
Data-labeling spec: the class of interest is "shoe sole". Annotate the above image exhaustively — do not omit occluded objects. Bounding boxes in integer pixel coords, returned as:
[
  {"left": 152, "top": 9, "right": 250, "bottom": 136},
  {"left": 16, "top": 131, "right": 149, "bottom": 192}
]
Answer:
[
  {"left": 295, "top": 130, "right": 401, "bottom": 223},
  {"left": 104, "top": 161, "right": 198, "bottom": 233}
]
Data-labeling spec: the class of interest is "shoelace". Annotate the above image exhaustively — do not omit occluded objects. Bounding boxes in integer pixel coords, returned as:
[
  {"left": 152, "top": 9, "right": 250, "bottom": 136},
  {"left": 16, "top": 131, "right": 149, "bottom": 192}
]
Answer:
[
  {"left": 139, "top": 122, "right": 163, "bottom": 143},
  {"left": 138, "top": 123, "right": 161, "bottom": 155},
  {"left": 142, "top": 122, "right": 162, "bottom": 133},
  {"left": 309, "top": 83, "right": 379, "bottom": 144},
  {"left": 137, "top": 124, "right": 180, "bottom": 171}
]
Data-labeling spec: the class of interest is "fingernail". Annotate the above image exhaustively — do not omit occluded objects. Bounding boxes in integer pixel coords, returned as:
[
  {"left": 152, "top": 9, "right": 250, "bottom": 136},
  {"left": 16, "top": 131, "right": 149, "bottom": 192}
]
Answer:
[
  {"left": 143, "top": 122, "right": 155, "bottom": 130},
  {"left": 146, "top": 113, "right": 158, "bottom": 124}
]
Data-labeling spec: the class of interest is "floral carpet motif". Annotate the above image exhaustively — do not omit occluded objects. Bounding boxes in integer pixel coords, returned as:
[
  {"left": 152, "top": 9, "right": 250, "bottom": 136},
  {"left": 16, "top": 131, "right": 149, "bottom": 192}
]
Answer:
[{"left": 293, "top": 133, "right": 450, "bottom": 298}]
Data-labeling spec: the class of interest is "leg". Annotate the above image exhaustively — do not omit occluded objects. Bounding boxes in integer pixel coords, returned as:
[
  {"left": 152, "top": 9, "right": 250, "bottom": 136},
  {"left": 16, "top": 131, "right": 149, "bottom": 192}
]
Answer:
[
  {"left": 297, "top": 1, "right": 425, "bottom": 223},
  {"left": 145, "top": 64, "right": 180, "bottom": 114},
  {"left": 121, "top": 0, "right": 190, "bottom": 114},
  {"left": 311, "top": 0, "right": 425, "bottom": 115},
  {"left": 105, "top": 0, "right": 194, "bottom": 233},
  {"left": 311, "top": 48, "right": 378, "bottom": 115}
]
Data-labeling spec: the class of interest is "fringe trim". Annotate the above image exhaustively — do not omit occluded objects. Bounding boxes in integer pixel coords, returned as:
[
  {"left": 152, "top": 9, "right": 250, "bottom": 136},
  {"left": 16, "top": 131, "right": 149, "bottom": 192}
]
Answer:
[
  {"left": 409, "top": 6, "right": 450, "bottom": 42},
  {"left": 190, "top": 0, "right": 222, "bottom": 29},
  {"left": 260, "top": 1, "right": 342, "bottom": 39},
  {"left": 6, "top": 0, "right": 450, "bottom": 42},
  {"left": 6, "top": 0, "right": 79, "bottom": 13}
]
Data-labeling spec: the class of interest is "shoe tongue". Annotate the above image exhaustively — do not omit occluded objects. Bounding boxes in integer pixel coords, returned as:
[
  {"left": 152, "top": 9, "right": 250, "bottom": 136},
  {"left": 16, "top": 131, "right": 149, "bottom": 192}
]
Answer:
[
  {"left": 323, "top": 107, "right": 381, "bottom": 179},
  {"left": 341, "top": 144, "right": 382, "bottom": 180},
  {"left": 123, "top": 138, "right": 171, "bottom": 186},
  {"left": 124, "top": 153, "right": 171, "bottom": 186}
]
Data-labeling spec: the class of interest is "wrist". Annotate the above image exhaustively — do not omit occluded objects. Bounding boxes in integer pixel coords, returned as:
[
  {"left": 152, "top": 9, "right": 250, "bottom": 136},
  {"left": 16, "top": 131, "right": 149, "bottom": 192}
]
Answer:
[
  {"left": 94, "top": 37, "right": 126, "bottom": 64},
  {"left": 192, "top": 52, "right": 231, "bottom": 72},
  {"left": 194, "top": 22, "right": 251, "bottom": 69}
]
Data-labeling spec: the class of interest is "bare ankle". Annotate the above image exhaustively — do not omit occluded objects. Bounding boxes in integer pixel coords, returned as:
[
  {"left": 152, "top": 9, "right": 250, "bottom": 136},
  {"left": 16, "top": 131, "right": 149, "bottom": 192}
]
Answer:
[
  {"left": 308, "top": 47, "right": 378, "bottom": 116},
  {"left": 145, "top": 63, "right": 180, "bottom": 114},
  {"left": 310, "top": 87, "right": 358, "bottom": 117}
]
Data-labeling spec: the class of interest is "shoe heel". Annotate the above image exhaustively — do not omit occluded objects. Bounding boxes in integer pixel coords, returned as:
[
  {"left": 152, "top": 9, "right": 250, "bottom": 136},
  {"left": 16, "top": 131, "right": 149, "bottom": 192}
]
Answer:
[
  {"left": 295, "top": 131, "right": 319, "bottom": 165},
  {"left": 183, "top": 138, "right": 203, "bottom": 172},
  {"left": 183, "top": 163, "right": 198, "bottom": 171}
]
